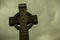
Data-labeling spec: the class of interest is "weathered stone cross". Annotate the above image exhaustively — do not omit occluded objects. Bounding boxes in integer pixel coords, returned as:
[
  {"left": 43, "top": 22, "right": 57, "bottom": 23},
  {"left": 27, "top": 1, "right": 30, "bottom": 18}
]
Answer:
[{"left": 9, "top": 3, "right": 38, "bottom": 40}]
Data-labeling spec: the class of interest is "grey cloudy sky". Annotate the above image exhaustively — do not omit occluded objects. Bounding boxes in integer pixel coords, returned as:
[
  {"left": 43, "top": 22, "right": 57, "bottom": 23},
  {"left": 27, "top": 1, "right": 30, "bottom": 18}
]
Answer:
[{"left": 0, "top": 0, "right": 60, "bottom": 40}]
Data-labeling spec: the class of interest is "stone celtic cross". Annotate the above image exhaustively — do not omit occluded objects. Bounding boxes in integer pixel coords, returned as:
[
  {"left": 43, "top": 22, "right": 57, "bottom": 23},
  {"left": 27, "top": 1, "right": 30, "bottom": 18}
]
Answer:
[{"left": 9, "top": 3, "right": 38, "bottom": 40}]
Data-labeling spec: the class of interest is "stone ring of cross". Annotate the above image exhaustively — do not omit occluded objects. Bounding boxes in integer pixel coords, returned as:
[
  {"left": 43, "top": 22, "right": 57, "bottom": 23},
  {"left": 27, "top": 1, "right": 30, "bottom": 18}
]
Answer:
[
  {"left": 14, "top": 12, "right": 34, "bottom": 30},
  {"left": 9, "top": 12, "right": 38, "bottom": 30}
]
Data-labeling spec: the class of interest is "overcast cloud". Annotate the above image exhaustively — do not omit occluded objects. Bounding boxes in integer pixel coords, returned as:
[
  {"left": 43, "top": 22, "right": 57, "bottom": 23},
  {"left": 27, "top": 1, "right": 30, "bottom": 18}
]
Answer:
[{"left": 0, "top": 0, "right": 60, "bottom": 40}]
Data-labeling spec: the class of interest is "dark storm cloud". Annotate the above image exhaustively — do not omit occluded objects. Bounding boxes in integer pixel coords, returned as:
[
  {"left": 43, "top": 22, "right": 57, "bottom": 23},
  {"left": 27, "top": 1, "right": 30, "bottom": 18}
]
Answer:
[{"left": 0, "top": 0, "right": 5, "bottom": 6}]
